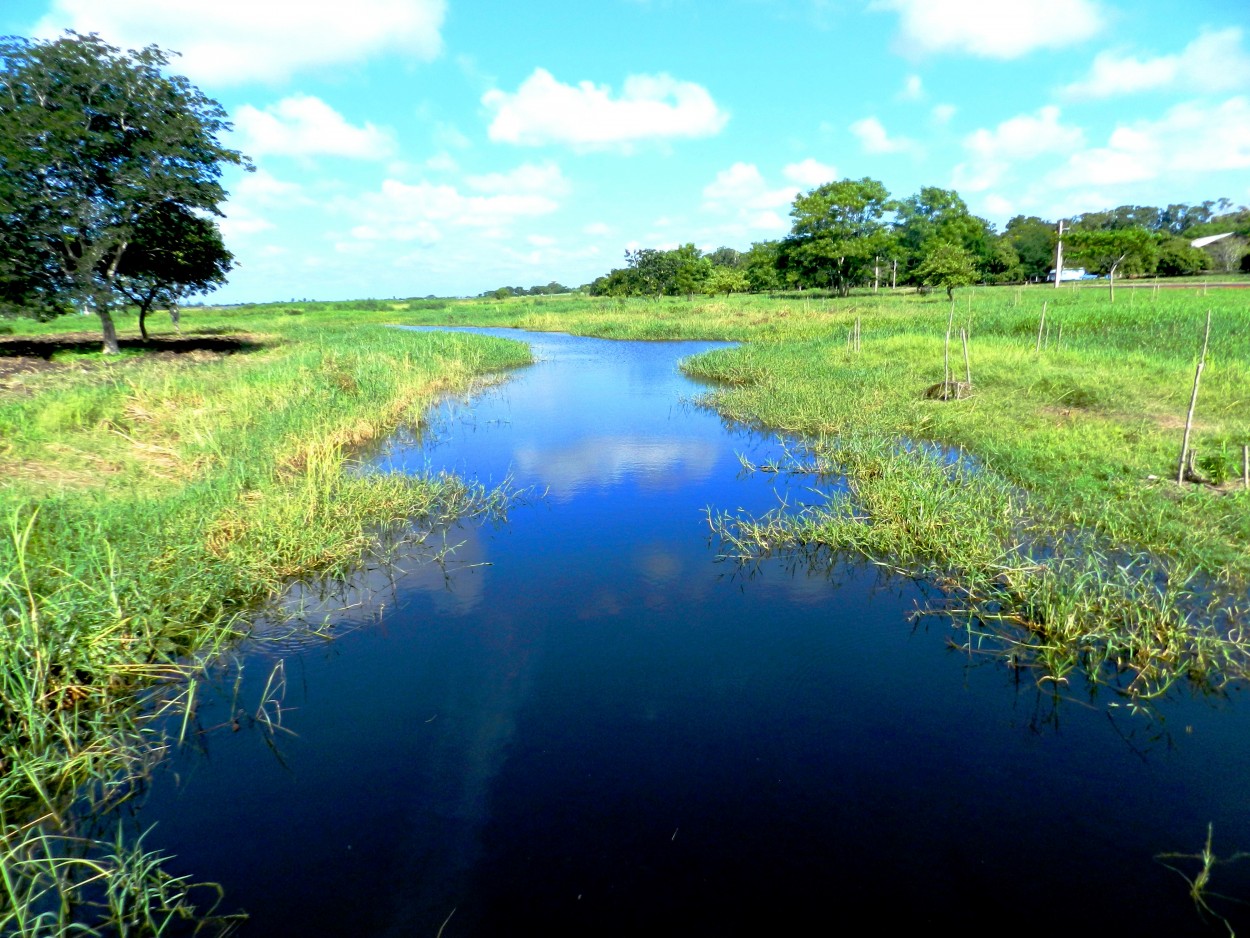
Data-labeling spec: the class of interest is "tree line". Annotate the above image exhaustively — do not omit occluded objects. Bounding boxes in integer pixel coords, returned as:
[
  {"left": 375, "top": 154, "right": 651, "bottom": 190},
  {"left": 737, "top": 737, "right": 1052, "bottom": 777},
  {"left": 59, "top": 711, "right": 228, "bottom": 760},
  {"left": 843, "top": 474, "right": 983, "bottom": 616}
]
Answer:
[
  {"left": 0, "top": 32, "right": 245, "bottom": 350},
  {"left": 588, "top": 180, "right": 1250, "bottom": 300}
]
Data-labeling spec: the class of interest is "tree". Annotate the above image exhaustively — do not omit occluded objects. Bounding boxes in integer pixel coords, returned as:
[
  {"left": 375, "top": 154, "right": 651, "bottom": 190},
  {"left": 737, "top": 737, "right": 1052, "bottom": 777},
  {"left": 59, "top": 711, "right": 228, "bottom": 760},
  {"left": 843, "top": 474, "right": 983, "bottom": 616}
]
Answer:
[
  {"left": 913, "top": 241, "right": 977, "bottom": 299},
  {"left": 1156, "top": 237, "right": 1212, "bottom": 277},
  {"left": 741, "top": 240, "right": 783, "bottom": 292},
  {"left": 1004, "top": 215, "right": 1056, "bottom": 281},
  {"left": 1065, "top": 227, "right": 1158, "bottom": 301},
  {"left": 111, "top": 203, "right": 233, "bottom": 339},
  {"left": 703, "top": 266, "right": 748, "bottom": 295},
  {"left": 0, "top": 31, "right": 246, "bottom": 352},
  {"left": 783, "top": 178, "right": 894, "bottom": 296}
]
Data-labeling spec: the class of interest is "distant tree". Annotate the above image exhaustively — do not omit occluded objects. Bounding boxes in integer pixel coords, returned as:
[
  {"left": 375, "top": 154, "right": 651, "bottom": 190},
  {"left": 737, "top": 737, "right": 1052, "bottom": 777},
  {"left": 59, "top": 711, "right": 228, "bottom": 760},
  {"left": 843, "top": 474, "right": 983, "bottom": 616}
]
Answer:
[
  {"left": 1065, "top": 227, "right": 1158, "bottom": 300},
  {"left": 1155, "top": 237, "right": 1212, "bottom": 277},
  {"left": 706, "top": 246, "right": 743, "bottom": 268},
  {"left": 111, "top": 203, "right": 233, "bottom": 339},
  {"left": 703, "top": 266, "right": 749, "bottom": 295},
  {"left": 1004, "top": 215, "right": 1056, "bottom": 281},
  {"left": 783, "top": 178, "right": 894, "bottom": 296},
  {"left": 0, "top": 32, "right": 247, "bottom": 352},
  {"left": 741, "top": 241, "right": 783, "bottom": 292},
  {"left": 1204, "top": 236, "right": 1247, "bottom": 273},
  {"left": 913, "top": 241, "right": 977, "bottom": 299},
  {"left": 671, "top": 244, "right": 712, "bottom": 297}
]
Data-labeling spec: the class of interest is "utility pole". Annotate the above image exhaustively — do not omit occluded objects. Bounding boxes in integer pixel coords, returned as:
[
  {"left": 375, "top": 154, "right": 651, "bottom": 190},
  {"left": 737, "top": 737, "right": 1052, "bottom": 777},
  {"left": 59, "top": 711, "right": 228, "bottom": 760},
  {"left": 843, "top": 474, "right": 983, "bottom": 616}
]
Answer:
[{"left": 1054, "top": 219, "right": 1065, "bottom": 288}]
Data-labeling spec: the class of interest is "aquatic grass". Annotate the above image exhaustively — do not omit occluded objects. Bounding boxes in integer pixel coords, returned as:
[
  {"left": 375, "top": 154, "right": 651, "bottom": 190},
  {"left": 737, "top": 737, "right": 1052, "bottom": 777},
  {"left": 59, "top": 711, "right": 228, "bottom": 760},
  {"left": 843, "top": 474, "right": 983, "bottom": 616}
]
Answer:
[{"left": 709, "top": 432, "right": 1250, "bottom": 697}]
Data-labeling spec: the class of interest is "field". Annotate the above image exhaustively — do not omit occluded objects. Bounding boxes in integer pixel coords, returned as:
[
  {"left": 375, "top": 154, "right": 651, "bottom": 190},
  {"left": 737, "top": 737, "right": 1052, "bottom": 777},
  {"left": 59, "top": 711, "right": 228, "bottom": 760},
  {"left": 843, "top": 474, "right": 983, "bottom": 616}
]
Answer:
[{"left": 1, "top": 282, "right": 1249, "bottom": 927}]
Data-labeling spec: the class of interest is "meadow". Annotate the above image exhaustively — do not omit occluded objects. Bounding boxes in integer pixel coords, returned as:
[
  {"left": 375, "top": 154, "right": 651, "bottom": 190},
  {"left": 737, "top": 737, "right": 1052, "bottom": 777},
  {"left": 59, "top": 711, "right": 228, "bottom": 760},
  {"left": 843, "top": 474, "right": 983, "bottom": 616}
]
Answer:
[{"left": 1, "top": 281, "right": 1249, "bottom": 929}]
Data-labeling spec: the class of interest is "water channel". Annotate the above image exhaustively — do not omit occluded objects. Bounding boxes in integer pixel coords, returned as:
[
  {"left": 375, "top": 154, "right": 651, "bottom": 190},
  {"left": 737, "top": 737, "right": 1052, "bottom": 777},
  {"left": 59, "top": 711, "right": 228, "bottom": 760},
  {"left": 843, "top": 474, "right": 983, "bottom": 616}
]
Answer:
[{"left": 132, "top": 329, "right": 1250, "bottom": 934}]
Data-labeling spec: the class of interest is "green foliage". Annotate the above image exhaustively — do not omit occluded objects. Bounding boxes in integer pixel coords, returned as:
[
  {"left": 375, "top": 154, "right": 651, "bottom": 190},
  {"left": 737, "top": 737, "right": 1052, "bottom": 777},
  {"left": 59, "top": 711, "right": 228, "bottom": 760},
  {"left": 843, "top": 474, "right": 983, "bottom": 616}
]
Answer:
[
  {"left": 0, "top": 31, "right": 246, "bottom": 351},
  {"left": 782, "top": 177, "right": 895, "bottom": 296},
  {"left": 1156, "top": 237, "right": 1213, "bottom": 277},
  {"left": 913, "top": 241, "right": 977, "bottom": 298}
]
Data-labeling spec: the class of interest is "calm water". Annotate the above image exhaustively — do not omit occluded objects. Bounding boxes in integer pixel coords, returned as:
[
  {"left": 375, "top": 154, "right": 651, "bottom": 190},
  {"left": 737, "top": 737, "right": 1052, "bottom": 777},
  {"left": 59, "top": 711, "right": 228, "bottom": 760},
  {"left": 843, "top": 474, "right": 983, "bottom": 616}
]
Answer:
[{"left": 132, "top": 330, "right": 1250, "bottom": 935}]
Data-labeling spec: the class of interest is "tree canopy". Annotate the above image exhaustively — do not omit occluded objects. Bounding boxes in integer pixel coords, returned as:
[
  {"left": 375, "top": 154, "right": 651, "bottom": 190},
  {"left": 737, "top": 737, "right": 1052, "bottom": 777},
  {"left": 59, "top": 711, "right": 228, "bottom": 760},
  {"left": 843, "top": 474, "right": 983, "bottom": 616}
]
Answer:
[{"left": 0, "top": 31, "right": 246, "bottom": 350}]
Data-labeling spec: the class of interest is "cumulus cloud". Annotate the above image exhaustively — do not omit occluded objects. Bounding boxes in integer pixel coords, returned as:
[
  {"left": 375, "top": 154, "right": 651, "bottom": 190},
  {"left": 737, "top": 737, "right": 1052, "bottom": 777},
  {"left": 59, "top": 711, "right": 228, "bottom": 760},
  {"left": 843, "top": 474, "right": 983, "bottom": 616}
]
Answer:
[
  {"left": 783, "top": 158, "right": 838, "bottom": 187},
  {"left": 36, "top": 0, "right": 446, "bottom": 85},
  {"left": 699, "top": 163, "right": 799, "bottom": 237},
  {"left": 953, "top": 105, "right": 1083, "bottom": 191},
  {"left": 964, "top": 105, "right": 1084, "bottom": 159},
  {"left": 931, "top": 103, "right": 957, "bottom": 124},
  {"left": 1062, "top": 28, "right": 1250, "bottom": 98},
  {"left": 464, "top": 162, "right": 569, "bottom": 196},
  {"left": 703, "top": 163, "right": 793, "bottom": 208},
  {"left": 1048, "top": 96, "right": 1250, "bottom": 188},
  {"left": 483, "top": 68, "right": 728, "bottom": 150},
  {"left": 342, "top": 176, "right": 561, "bottom": 244},
  {"left": 849, "top": 117, "right": 916, "bottom": 154},
  {"left": 234, "top": 96, "right": 395, "bottom": 159},
  {"left": 871, "top": 0, "right": 1103, "bottom": 58}
]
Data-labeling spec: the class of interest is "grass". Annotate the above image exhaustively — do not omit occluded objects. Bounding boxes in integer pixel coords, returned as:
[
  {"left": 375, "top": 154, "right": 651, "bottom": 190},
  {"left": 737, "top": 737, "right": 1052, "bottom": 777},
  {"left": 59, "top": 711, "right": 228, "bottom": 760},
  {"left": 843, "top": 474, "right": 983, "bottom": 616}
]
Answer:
[{"left": 0, "top": 306, "right": 529, "bottom": 931}]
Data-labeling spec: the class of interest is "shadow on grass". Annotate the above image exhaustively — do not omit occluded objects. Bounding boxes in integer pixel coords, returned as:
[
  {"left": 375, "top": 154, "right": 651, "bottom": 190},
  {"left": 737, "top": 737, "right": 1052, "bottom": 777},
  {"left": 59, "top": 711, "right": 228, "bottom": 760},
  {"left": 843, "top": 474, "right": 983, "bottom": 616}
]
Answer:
[{"left": 0, "top": 332, "right": 268, "bottom": 360}]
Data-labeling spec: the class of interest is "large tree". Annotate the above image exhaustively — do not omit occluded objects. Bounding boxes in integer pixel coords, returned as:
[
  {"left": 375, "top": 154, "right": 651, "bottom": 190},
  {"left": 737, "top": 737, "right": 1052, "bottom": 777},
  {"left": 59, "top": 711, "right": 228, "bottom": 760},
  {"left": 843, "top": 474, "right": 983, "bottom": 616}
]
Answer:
[
  {"left": 783, "top": 177, "right": 894, "bottom": 296},
  {"left": 0, "top": 31, "right": 246, "bottom": 352}
]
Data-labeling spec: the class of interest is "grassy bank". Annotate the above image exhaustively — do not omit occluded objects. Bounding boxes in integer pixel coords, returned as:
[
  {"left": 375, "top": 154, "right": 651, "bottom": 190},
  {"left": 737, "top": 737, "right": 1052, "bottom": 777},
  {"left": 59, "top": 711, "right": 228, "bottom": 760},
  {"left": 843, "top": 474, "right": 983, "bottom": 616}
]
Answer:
[{"left": 1, "top": 308, "right": 529, "bottom": 929}]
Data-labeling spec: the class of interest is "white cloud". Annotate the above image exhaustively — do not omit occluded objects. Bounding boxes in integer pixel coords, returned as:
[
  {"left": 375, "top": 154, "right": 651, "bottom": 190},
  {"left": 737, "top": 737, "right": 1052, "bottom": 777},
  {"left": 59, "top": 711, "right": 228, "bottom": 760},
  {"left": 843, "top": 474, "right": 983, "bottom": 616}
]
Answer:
[
  {"left": 953, "top": 106, "right": 1083, "bottom": 192},
  {"left": 341, "top": 176, "right": 561, "bottom": 244},
  {"left": 465, "top": 162, "right": 569, "bottom": 197},
  {"left": 702, "top": 163, "right": 796, "bottom": 212},
  {"left": 234, "top": 96, "right": 395, "bottom": 159},
  {"left": 232, "top": 169, "right": 309, "bottom": 206},
  {"left": 871, "top": 0, "right": 1103, "bottom": 59},
  {"left": 699, "top": 163, "right": 797, "bottom": 238},
  {"left": 483, "top": 68, "right": 729, "bottom": 150},
  {"left": 584, "top": 222, "right": 613, "bottom": 236},
  {"left": 964, "top": 105, "right": 1084, "bottom": 160},
  {"left": 37, "top": 0, "right": 446, "bottom": 85},
  {"left": 849, "top": 116, "right": 916, "bottom": 154},
  {"left": 783, "top": 158, "right": 838, "bottom": 187},
  {"left": 898, "top": 74, "right": 924, "bottom": 100},
  {"left": 931, "top": 103, "right": 957, "bottom": 124},
  {"left": 1048, "top": 96, "right": 1250, "bottom": 188},
  {"left": 217, "top": 206, "right": 274, "bottom": 239},
  {"left": 1062, "top": 28, "right": 1250, "bottom": 98}
]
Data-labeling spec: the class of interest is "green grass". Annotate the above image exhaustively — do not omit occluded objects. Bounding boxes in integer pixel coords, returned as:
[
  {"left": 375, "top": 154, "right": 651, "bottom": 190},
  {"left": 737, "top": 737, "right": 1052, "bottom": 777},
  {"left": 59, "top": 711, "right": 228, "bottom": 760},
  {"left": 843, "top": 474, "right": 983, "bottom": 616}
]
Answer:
[{"left": 0, "top": 306, "right": 529, "bottom": 930}]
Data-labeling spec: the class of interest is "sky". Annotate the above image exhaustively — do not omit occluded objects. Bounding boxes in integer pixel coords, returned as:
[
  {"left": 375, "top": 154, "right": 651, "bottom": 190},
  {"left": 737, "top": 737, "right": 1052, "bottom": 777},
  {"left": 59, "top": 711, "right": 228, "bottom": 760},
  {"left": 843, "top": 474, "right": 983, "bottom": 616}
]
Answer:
[{"left": 3, "top": 0, "right": 1249, "bottom": 302}]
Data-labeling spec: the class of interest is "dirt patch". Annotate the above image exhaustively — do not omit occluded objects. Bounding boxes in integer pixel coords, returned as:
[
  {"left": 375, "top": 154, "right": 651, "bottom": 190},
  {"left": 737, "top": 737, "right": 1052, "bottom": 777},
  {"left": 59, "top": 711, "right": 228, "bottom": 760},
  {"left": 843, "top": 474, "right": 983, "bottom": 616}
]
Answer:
[{"left": 0, "top": 332, "right": 267, "bottom": 388}]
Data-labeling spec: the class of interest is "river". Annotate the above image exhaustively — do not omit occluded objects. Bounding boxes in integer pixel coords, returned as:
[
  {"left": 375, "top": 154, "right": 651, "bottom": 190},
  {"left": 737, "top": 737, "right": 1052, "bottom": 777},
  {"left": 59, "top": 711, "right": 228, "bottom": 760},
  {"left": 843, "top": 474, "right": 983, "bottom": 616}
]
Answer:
[{"left": 131, "top": 329, "right": 1250, "bottom": 935}]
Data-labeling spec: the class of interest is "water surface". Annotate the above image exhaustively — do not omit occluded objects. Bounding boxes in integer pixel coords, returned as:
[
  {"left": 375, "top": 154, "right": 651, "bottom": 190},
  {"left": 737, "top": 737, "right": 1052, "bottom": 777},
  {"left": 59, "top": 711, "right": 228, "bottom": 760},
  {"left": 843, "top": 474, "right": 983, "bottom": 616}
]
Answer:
[{"left": 135, "top": 329, "right": 1250, "bottom": 935}]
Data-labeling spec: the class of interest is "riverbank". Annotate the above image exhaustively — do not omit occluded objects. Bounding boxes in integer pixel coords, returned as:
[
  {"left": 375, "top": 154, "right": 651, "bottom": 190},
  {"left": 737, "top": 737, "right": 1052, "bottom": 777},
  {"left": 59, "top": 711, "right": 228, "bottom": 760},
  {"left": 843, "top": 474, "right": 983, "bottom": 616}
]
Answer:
[{"left": 0, "top": 308, "right": 530, "bottom": 823}]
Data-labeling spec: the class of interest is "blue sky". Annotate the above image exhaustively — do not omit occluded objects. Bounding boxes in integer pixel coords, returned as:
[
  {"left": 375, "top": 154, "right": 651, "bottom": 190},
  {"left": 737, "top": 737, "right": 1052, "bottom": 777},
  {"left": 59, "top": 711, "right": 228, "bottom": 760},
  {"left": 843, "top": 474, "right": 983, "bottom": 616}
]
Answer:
[{"left": 4, "top": 0, "right": 1249, "bottom": 301}]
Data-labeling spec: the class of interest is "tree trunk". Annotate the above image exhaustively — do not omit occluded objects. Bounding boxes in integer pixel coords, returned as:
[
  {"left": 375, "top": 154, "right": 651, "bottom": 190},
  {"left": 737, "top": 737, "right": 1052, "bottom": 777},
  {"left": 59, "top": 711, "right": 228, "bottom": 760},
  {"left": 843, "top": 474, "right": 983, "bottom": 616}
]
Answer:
[
  {"left": 138, "top": 302, "right": 150, "bottom": 341},
  {"left": 98, "top": 307, "right": 120, "bottom": 354}
]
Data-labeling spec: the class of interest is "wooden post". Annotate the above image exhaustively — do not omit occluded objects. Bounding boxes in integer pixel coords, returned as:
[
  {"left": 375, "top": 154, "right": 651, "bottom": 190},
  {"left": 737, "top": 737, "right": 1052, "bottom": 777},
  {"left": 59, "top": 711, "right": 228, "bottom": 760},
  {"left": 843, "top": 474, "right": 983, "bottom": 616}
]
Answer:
[
  {"left": 961, "top": 327, "right": 971, "bottom": 387},
  {"left": 1053, "top": 219, "right": 1065, "bottom": 289},
  {"left": 1177, "top": 311, "right": 1212, "bottom": 485},
  {"left": 944, "top": 302, "right": 954, "bottom": 387}
]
